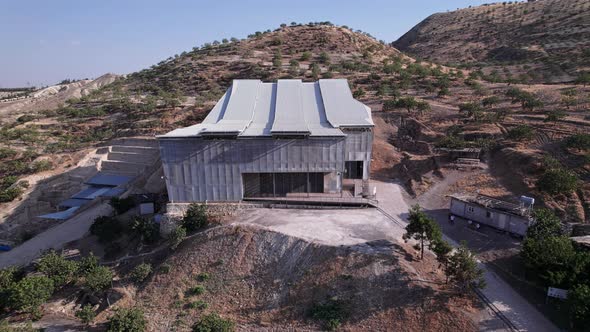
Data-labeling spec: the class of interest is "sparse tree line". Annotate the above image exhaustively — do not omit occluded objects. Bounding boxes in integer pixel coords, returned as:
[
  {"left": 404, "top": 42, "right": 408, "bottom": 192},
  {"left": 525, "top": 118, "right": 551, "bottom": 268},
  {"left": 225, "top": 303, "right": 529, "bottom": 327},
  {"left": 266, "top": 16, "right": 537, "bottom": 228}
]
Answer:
[
  {"left": 0, "top": 202, "right": 224, "bottom": 330},
  {"left": 521, "top": 208, "right": 590, "bottom": 329},
  {"left": 0, "top": 145, "right": 53, "bottom": 204},
  {"left": 403, "top": 205, "right": 486, "bottom": 290}
]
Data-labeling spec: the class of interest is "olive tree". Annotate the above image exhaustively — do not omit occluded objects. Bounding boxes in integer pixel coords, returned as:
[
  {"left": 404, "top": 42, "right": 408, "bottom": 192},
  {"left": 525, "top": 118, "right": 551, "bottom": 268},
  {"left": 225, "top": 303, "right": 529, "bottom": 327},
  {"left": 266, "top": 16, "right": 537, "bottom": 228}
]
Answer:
[{"left": 402, "top": 204, "right": 442, "bottom": 260}]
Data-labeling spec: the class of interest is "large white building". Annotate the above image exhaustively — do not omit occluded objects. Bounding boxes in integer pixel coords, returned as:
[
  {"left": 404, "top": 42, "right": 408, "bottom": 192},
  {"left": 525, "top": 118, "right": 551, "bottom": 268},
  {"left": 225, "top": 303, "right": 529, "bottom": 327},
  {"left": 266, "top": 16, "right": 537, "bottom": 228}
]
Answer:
[{"left": 157, "top": 79, "right": 373, "bottom": 202}]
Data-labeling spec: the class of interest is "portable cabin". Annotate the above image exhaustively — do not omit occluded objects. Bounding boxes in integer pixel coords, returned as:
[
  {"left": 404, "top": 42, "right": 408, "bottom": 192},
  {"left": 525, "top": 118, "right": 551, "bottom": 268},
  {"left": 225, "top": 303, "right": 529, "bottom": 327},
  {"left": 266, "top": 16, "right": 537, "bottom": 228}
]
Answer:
[{"left": 449, "top": 194, "right": 533, "bottom": 236}]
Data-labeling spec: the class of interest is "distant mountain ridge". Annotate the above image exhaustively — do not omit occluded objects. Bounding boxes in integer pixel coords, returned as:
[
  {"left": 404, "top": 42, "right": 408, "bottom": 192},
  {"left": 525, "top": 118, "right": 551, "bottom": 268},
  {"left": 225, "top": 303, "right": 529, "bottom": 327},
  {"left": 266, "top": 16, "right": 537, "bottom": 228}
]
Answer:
[{"left": 393, "top": 0, "right": 590, "bottom": 83}]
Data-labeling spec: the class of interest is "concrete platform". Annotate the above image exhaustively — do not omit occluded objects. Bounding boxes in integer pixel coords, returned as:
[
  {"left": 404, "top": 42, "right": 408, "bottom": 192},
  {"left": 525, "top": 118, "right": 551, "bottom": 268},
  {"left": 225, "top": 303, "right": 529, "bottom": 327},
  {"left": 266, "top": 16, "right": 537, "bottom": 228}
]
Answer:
[{"left": 233, "top": 208, "right": 405, "bottom": 246}]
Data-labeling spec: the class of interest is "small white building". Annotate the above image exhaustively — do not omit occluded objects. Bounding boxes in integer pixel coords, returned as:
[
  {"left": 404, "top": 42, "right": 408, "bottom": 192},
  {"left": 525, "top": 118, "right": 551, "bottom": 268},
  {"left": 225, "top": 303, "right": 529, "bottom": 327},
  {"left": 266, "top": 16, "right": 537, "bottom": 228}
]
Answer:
[{"left": 449, "top": 194, "right": 533, "bottom": 236}]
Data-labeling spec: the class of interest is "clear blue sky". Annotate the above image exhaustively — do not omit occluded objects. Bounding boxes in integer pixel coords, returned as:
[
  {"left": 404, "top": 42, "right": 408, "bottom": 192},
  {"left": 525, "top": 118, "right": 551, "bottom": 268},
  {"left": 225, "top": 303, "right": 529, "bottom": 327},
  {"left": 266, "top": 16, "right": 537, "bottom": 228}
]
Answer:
[{"left": 0, "top": 0, "right": 498, "bottom": 88}]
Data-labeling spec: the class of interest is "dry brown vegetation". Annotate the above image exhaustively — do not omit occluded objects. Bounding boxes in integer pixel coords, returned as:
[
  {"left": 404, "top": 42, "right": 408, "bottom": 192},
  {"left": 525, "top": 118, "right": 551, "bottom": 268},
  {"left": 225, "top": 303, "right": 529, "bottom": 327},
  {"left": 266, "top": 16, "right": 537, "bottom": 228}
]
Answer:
[
  {"left": 394, "top": 0, "right": 590, "bottom": 83},
  {"left": 1, "top": 21, "right": 589, "bottom": 226},
  {"left": 1, "top": 19, "right": 590, "bottom": 330},
  {"left": 135, "top": 225, "right": 481, "bottom": 331}
]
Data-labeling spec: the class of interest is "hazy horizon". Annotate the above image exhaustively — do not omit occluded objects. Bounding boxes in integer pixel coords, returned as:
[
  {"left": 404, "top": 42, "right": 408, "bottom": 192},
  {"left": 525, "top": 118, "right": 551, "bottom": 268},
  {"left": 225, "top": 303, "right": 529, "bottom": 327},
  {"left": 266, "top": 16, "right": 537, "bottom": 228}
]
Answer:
[{"left": 1, "top": 0, "right": 511, "bottom": 88}]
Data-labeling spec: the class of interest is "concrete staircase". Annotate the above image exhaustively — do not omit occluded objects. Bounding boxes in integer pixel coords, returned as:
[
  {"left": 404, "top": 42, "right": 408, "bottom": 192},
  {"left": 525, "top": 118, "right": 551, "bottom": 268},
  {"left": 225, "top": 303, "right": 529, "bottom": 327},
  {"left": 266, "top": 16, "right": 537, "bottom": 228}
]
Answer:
[{"left": 100, "top": 138, "right": 160, "bottom": 177}]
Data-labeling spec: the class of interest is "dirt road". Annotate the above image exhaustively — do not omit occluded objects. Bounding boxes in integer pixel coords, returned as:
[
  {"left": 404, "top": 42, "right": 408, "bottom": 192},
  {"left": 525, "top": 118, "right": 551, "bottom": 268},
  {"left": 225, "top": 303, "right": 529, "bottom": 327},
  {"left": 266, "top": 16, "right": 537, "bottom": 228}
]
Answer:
[
  {"left": 373, "top": 179, "right": 558, "bottom": 332},
  {"left": 0, "top": 203, "right": 112, "bottom": 268}
]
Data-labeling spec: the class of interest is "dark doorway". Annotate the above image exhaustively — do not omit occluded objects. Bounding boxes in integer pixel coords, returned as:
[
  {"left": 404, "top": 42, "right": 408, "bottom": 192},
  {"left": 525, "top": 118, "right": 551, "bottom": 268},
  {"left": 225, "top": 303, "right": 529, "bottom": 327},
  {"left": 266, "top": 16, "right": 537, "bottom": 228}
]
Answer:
[
  {"left": 344, "top": 161, "right": 363, "bottom": 179},
  {"left": 242, "top": 172, "right": 324, "bottom": 197}
]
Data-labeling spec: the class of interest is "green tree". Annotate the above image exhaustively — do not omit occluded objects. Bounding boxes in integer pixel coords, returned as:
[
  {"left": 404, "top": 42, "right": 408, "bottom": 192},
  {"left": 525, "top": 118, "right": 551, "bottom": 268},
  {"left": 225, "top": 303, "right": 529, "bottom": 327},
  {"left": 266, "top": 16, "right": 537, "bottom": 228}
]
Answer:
[
  {"left": 527, "top": 208, "right": 562, "bottom": 239},
  {"left": 300, "top": 51, "right": 312, "bottom": 61},
  {"left": 36, "top": 251, "right": 79, "bottom": 287},
  {"left": 75, "top": 304, "right": 96, "bottom": 325},
  {"left": 521, "top": 235, "right": 576, "bottom": 286},
  {"left": 309, "top": 63, "right": 321, "bottom": 80},
  {"left": 565, "top": 134, "right": 590, "bottom": 151},
  {"left": 395, "top": 96, "right": 418, "bottom": 113},
  {"left": 90, "top": 216, "right": 124, "bottom": 243},
  {"left": 131, "top": 217, "right": 160, "bottom": 244},
  {"left": 569, "top": 284, "right": 590, "bottom": 328},
  {"left": 193, "top": 313, "right": 235, "bottom": 332},
  {"left": 458, "top": 102, "right": 483, "bottom": 118},
  {"left": 446, "top": 242, "right": 486, "bottom": 290},
  {"left": 376, "top": 83, "right": 392, "bottom": 97},
  {"left": 402, "top": 205, "right": 442, "bottom": 260},
  {"left": 107, "top": 308, "right": 147, "bottom": 332},
  {"left": 507, "top": 125, "right": 535, "bottom": 141},
  {"left": 536, "top": 168, "right": 579, "bottom": 195},
  {"left": 169, "top": 226, "right": 187, "bottom": 250},
  {"left": 78, "top": 253, "right": 99, "bottom": 277},
  {"left": 416, "top": 101, "right": 431, "bottom": 115},
  {"left": 0, "top": 267, "right": 20, "bottom": 308},
  {"left": 560, "top": 88, "right": 577, "bottom": 108},
  {"left": 544, "top": 109, "right": 566, "bottom": 129},
  {"left": 129, "top": 263, "right": 152, "bottom": 283},
  {"left": 506, "top": 88, "right": 543, "bottom": 112},
  {"left": 318, "top": 51, "right": 330, "bottom": 64},
  {"left": 352, "top": 87, "right": 365, "bottom": 99},
  {"left": 288, "top": 59, "right": 300, "bottom": 76},
  {"left": 83, "top": 266, "right": 113, "bottom": 293},
  {"left": 272, "top": 51, "right": 282, "bottom": 68},
  {"left": 8, "top": 276, "right": 54, "bottom": 313},
  {"left": 432, "top": 239, "right": 453, "bottom": 281},
  {"left": 575, "top": 72, "right": 590, "bottom": 86},
  {"left": 482, "top": 95, "right": 500, "bottom": 108},
  {"left": 182, "top": 204, "right": 208, "bottom": 233}
]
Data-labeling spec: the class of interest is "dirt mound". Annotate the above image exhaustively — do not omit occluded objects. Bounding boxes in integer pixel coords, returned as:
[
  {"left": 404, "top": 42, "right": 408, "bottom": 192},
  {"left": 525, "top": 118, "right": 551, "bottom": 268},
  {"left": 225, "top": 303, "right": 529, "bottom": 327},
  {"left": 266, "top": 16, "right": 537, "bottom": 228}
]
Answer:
[{"left": 136, "top": 225, "right": 480, "bottom": 331}]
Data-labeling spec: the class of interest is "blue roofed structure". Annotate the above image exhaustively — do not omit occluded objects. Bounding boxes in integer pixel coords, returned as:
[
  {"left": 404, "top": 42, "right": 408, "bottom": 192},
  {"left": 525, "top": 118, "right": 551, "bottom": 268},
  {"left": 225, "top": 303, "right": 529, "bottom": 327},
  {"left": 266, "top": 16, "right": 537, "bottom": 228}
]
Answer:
[
  {"left": 72, "top": 186, "right": 113, "bottom": 200},
  {"left": 38, "top": 207, "right": 80, "bottom": 220},
  {"left": 85, "top": 173, "right": 133, "bottom": 187},
  {"left": 58, "top": 198, "right": 90, "bottom": 208}
]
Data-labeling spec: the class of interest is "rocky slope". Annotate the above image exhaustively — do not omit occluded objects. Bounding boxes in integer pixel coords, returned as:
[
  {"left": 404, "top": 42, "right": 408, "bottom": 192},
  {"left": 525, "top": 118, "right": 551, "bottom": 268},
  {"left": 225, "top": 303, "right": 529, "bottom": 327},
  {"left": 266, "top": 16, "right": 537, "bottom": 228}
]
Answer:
[
  {"left": 394, "top": 0, "right": 590, "bottom": 83},
  {"left": 135, "top": 225, "right": 481, "bottom": 331}
]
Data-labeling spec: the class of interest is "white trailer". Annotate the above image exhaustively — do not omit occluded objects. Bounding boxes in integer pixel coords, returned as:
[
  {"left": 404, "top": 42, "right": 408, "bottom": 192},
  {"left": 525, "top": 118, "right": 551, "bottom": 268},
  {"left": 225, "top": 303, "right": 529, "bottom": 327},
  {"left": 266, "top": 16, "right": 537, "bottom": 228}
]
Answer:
[{"left": 449, "top": 194, "right": 533, "bottom": 237}]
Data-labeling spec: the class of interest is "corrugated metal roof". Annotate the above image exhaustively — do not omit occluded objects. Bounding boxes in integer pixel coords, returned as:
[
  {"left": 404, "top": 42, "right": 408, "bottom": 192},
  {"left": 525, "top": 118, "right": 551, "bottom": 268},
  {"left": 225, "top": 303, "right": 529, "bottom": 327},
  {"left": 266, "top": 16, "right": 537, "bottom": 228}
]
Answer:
[
  {"left": 58, "top": 198, "right": 90, "bottom": 208},
  {"left": 72, "top": 186, "right": 112, "bottom": 200},
  {"left": 319, "top": 79, "right": 374, "bottom": 127},
  {"left": 271, "top": 80, "right": 309, "bottom": 134},
  {"left": 241, "top": 83, "right": 276, "bottom": 136},
  {"left": 160, "top": 79, "right": 371, "bottom": 138},
  {"left": 102, "top": 187, "right": 126, "bottom": 198},
  {"left": 38, "top": 207, "right": 80, "bottom": 220},
  {"left": 85, "top": 173, "right": 133, "bottom": 187}
]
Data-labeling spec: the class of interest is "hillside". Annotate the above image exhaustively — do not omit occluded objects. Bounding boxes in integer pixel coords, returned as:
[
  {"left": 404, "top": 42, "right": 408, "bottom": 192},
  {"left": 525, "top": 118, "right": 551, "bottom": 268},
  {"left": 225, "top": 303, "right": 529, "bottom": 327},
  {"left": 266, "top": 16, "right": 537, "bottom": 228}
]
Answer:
[
  {"left": 394, "top": 0, "right": 590, "bottom": 83},
  {"left": 0, "top": 74, "right": 119, "bottom": 124},
  {"left": 134, "top": 225, "right": 481, "bottom": 331},
  {"left": 2, "top": 22, "right": 590, "bottom": 229},
  {"left": 1, "top": 20, "right": 590, "bottom": 331}
]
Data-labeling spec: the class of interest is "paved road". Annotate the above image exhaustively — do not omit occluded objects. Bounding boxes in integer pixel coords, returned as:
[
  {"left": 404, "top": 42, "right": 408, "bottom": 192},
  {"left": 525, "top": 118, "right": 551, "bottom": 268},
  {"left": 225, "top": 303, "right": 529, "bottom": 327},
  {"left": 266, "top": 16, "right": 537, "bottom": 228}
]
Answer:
[
  {"left": 373, "top": 180, "right": 558, "bottom": 332},
  {"left": 0, "top": 203, "right": 112, "bottom": 268}
]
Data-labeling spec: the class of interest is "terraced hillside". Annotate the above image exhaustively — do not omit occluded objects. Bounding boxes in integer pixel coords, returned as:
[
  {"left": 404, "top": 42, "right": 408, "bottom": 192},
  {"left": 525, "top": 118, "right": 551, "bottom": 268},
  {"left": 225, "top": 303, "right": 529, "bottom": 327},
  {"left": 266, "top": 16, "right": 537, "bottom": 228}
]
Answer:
[
  {"left": 2, "top": 22, "right": 590, "bottom": 232},
  {"left": 394, "top": 0, "right": 590, "bottom": 83}
]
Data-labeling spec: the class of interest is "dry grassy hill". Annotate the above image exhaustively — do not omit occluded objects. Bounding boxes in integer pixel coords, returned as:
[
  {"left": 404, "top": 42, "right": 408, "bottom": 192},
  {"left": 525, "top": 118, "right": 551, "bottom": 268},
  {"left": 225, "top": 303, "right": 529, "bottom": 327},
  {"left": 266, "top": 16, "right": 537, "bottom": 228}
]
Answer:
[
  {"left": 394, "top": 0, "right": 590, "bottom": 83},
  {"left": 133, "top": 225, "right": 481, "bottom": 331},
  {"left": 1, "top": 20, "right": 590, "bottom": 332},
  {"left": 2, "top": 22, "right": 590, "bottom": 235}
]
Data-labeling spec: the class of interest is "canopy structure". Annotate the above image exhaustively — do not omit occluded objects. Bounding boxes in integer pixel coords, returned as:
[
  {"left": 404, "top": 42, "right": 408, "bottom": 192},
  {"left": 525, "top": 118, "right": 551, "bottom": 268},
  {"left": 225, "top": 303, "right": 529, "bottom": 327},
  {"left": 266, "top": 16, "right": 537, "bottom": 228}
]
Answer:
[
  {"left": 160, "top": 79, "right": 373, "bottom": 139},
  {"left": 85, "top": 173, "right": 133, "bottom": 187},
  {"left": 38, "top": 207, "right": 80, "bottom": 220}
]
